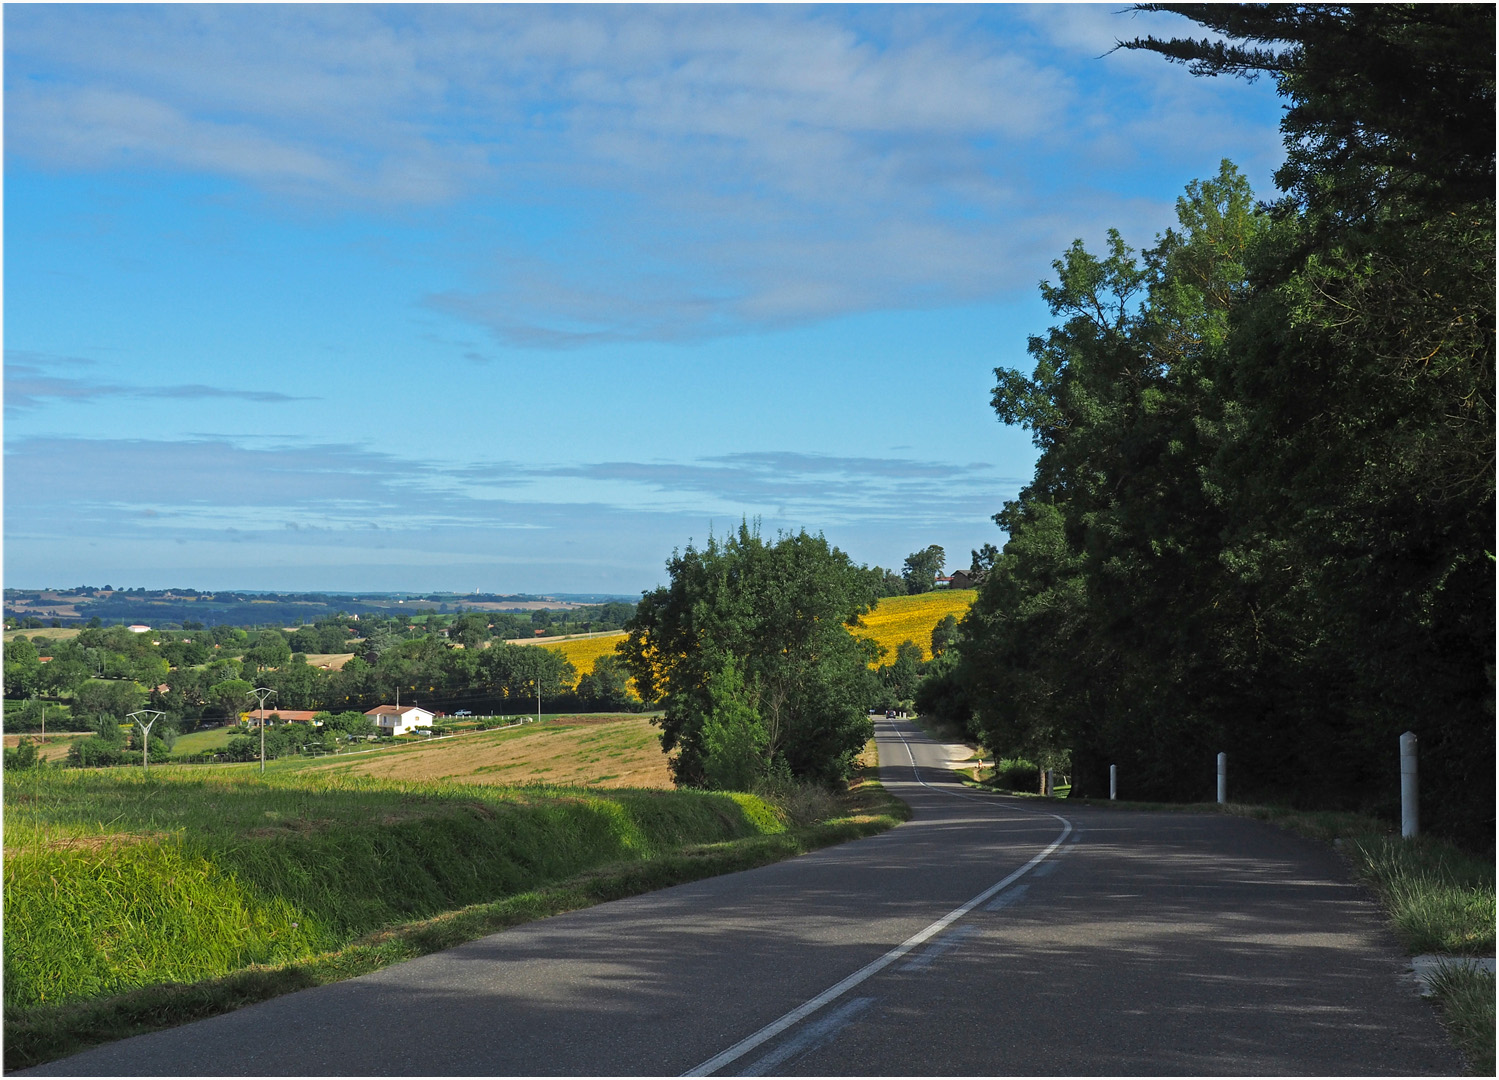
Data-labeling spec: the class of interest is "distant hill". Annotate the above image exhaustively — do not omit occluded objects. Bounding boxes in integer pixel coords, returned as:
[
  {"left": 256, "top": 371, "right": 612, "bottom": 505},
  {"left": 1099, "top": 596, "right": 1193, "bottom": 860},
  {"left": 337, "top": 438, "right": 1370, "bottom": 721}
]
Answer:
[{"left": 3, "top": 588, "right": 636, "bottom": 630}]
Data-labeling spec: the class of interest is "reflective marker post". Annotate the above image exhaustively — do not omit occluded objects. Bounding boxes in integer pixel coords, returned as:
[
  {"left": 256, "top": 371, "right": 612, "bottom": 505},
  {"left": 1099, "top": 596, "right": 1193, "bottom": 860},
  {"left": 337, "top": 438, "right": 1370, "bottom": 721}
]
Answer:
[
  {"left": 1109, "top": 764, "right": 1117, "bottom": 801},
  {"left": 1400, "top": 731, "right": 1419, "bottom": 839},
  {"left": 1217, "top": 753, "right": 1227, "bottom": 804}
]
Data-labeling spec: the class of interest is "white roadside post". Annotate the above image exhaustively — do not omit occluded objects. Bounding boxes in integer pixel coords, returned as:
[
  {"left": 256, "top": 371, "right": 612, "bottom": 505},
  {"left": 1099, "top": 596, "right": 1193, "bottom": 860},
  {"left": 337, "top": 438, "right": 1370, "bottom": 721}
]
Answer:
[
  {"left": 1400, "top": 731, "right": 1419, "bottom": 838},
  {"left": 1109, "top": 764, "right": 1117, "bottom": 801},
  {"left": 1217, "top": 752, "right": 1227, "bottom": 804},
  {"left": 1044, "top": 769, "right": 1053, "bottom": 797}
]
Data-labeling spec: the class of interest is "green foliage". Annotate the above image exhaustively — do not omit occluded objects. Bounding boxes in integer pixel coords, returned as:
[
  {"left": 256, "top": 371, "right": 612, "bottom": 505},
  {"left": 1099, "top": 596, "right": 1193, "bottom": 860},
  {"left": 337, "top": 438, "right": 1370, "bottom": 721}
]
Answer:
[
  {"left": 575, "top": 654, "right": 633, "bottom": 710},
  {"left": 957, "top": 10, "right": 1494, "bottom": 848},
  {"left": 876, "top": 639, "right": 925, "bottom": 708},
  {"left": 1349, "top": 836, "right": 1496, "bottom": 956},
  {"left": 989, "top": 757, "right": 1040, "bottom": 791},
  {"left": 699, "top": 660, "right": 767, "bottom": 792},
  {"left": 4, "top": 738, "right": 40, "bottom": 771},
  {"left": 622, "top": 522, "right": 879, "bottom": 788},
  {"left": 72, "top": 680, "right": 146, "bottom": 724},
  {"left": 1426, "top": 966, "right": 1496, "bottom": 1077},
  {"left": 4, "top": 637, "right": 43, "bottom": 697},
  {"left": 901, "top": 545, "right": 946, "bottom": 594}
]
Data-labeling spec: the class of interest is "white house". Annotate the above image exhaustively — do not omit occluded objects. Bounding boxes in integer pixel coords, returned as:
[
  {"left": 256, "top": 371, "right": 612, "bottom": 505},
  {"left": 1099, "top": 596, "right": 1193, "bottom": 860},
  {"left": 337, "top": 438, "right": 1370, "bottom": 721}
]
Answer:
[{"left": 363, "top": 704, "right": 436, "bottom": 735}]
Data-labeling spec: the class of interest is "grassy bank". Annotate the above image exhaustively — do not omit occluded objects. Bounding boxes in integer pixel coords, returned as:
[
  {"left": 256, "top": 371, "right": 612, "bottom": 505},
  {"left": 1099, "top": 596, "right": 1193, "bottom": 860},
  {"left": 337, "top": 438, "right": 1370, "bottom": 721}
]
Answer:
[{"left": 3, "top": 759, "right": 906, "bottom": 1070}]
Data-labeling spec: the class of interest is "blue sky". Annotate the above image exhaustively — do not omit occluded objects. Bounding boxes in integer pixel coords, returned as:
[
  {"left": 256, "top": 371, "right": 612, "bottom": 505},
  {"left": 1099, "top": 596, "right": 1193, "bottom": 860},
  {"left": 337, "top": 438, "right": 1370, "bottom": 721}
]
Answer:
[{"left": 4, "top": 4, "right": 1284, "bottom": 595}]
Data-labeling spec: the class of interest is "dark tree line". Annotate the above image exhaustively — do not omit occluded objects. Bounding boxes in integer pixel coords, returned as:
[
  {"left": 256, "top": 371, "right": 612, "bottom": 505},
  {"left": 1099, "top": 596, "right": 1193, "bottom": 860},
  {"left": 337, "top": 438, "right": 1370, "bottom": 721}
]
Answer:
[{"left": 926, "top": 5, "right": 1492, "bottom": 850}]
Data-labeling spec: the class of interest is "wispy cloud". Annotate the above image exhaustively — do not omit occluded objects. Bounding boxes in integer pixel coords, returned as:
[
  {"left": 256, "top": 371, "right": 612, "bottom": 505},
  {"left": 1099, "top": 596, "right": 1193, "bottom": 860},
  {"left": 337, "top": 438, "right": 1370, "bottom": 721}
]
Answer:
[
  {"left": 4, "top": 352, "right": 314, "bottom": 410},
  {"left": 5, "top": 5, "right": 1282, "bottom": 346}
]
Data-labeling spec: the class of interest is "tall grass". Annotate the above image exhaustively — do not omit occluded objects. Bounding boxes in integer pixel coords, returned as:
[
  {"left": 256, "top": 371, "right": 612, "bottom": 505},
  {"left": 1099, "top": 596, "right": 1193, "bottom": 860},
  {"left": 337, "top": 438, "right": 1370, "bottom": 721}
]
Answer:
[
  {"left": 1348, "top": 835, "right": 1496, "bottom": 955},
  {"left": 3, "top": 769, "right": 782, "bottom": 1009},
  {"left": 1426, "top": 965, "right": 1496, "bottom": 1076},
  {"left": 4, "top": 758, "right": 908, "bottom": 1070}
]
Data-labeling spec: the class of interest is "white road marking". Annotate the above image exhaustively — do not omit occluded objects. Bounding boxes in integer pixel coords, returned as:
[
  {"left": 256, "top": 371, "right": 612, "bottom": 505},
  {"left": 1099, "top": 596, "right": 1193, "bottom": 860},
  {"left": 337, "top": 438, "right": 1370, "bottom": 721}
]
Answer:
[
  {"left": 682, "top": 720, "right": 1072, "bottom": 1077},
  {"left": 898, "top": 923, "right": 981, "bottom": 972},
  {"left": 984, "top": 880, "right": 1032, "bottom": 912},
  {"left": 739, "top": 996, "right": 877, "bottom": 1076}
]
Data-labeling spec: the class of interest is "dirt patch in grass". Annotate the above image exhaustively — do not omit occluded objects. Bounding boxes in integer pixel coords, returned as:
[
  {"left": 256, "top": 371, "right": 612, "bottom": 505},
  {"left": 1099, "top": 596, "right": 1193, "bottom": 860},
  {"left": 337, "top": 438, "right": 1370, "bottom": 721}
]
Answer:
[
  {"left": 3, "top": 734, "right": 87, "bottom": 763},
  {"left": 303, "top": 653, "right": 355, "bottom": 670}
]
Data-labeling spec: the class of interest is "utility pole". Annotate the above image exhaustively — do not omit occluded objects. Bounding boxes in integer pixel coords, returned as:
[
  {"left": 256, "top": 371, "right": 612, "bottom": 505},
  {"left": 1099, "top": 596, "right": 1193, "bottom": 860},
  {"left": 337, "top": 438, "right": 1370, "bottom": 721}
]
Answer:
[
  {"left": 248, "top": 687, "right": 276, "bottom": 774},
  {"left": 127, "top": 709, "right": 165, "bottom": 773}
]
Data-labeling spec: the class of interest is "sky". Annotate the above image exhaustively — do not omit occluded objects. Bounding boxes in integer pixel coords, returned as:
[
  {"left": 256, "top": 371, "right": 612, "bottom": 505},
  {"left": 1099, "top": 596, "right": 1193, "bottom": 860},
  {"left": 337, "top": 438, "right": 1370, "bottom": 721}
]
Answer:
[{"left": 3, "top": 4, "right": 1285, "bottom": 596}]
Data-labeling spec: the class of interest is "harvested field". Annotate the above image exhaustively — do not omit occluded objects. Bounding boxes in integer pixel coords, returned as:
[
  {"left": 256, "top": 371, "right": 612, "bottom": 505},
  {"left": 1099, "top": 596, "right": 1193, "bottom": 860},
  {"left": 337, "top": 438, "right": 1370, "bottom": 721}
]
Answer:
[
  {"left": 293, "top": 715, "right": 670, "bottom": 789},
  {"left": 3, "top": 627, "right": 81, "bottom": 643},
  {"left": 303, "top": 653, "right": 355, "bottom": 670},
  {"left": 2, "top": 733, "right": 88, "bottom": 763}
]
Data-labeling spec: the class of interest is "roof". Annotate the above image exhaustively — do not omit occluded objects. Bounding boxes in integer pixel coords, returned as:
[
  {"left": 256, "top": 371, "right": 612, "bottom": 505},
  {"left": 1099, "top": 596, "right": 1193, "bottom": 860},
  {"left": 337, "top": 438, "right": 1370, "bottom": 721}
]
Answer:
[
  {"left": 364, "top": 704, "right": 432, "bottom": 717},
  {"left": 246, "top": 708, "right": 323, "bottom": 722}
]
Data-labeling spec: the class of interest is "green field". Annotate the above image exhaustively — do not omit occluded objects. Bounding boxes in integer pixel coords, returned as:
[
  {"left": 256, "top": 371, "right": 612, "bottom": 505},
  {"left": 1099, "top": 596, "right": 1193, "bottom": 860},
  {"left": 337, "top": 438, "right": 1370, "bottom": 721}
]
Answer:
[{"left": 167, "top": 726, "right": 239, "bottom": 756}]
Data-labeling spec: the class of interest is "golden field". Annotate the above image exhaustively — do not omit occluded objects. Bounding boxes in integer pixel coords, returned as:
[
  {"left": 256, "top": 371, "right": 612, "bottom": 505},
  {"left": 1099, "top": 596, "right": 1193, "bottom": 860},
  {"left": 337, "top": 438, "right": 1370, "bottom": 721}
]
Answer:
[
  {"left": 294, "top": 714, "right": 670, "bottom": 788},
  {"left": 512, "top": 631, "right": 628, "bottom": 688},
  {"left": 852, "top": 589, "right": 976, "bottom": 662},
  {"left": 514, "top": 593, "right": 977, "bottom": 677}
]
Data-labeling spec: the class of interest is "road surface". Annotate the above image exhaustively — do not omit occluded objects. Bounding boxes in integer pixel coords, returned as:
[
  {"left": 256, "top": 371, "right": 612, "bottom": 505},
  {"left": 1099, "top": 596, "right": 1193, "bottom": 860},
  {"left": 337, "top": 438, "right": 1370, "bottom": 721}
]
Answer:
[{"left": 24, "top": 718, "right": 1459, "bottom": 1075}]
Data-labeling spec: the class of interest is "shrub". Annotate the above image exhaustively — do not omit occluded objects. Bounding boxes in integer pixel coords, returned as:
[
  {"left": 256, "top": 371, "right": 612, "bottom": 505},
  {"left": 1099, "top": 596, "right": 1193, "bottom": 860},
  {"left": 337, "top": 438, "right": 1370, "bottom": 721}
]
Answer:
[{"left": 991, "top": 757, "right": 1039, "bottom": 791}]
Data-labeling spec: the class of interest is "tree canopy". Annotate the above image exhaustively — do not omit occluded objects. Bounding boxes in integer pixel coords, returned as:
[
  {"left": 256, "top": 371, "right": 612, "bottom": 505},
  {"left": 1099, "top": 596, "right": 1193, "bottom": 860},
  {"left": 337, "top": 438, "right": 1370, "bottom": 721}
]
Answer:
[
  {"left": 621, "top": 523, "right": 880, "bottom": 788},
  {"left": 948, "top": 3, "right": 1493, "bottom": 850}
]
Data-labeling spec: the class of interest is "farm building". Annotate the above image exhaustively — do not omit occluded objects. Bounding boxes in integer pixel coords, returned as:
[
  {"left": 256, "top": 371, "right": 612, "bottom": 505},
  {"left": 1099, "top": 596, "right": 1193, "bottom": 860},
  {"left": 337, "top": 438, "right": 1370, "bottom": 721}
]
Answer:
[
  {"left": 241, "top": 709, "right": 323, "bottom": 726},
  {"left": 364, "top": 704, "right": 436, "bottom": 735}
]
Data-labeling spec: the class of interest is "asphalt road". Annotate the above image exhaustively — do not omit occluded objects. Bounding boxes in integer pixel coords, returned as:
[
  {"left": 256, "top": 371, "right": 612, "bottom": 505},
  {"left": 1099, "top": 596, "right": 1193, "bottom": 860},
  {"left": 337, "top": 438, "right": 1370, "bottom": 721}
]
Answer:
[{"left": 25, "top": 717, "right": 1459, "bottom": 1076}]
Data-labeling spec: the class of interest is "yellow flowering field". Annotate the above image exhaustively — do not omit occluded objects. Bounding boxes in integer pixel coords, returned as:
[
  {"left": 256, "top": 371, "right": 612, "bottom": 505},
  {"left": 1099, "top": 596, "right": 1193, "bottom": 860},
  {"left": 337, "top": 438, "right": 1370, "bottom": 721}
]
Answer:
[
  {"left": 851, "top": 589, "right": 977, "bottom": 663},
  {"left": 523, "top": 631, "right": 628, "bottom": 687}
]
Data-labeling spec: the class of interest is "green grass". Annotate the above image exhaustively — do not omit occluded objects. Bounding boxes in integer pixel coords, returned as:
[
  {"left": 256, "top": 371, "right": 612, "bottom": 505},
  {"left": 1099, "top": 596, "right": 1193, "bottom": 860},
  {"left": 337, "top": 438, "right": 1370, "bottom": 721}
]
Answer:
[
  {"left": 1426, "top": 965, "right": 1496, "bottom": 1076},
  {"left": 167, "top": 727, "right": 238, "bottom": 756},
  {"left": 3, "top": 759, "right": 907, "bottom": 1070}
]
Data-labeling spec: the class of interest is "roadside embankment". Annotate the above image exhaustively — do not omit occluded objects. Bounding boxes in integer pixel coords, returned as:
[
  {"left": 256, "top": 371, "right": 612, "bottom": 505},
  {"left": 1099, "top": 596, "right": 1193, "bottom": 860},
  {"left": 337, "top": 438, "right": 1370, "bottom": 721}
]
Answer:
[{"left": 3, "top": 760, "right": 906, "bottom": 1070}]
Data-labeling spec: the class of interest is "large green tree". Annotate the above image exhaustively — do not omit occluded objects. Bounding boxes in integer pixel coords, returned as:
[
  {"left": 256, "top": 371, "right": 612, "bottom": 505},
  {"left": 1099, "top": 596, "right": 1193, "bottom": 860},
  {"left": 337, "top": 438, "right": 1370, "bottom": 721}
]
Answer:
[
  {"left": 1125, "top": 2, "right": 1495, "bottom": 845},
  {"left": 621, "top": 523, "right": 880, "bottom": 788},
  {"left": 901, "top": 546, "right": 946, "bottom": 594},
  {"left": 959, "top": 5, "right": 1492, "bottom": 847}
]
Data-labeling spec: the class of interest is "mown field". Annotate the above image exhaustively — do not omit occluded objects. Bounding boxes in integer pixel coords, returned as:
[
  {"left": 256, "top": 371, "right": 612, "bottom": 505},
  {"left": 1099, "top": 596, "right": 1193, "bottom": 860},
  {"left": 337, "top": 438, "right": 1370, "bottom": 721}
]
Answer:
[
  {"left": 290, "top": 715, "right": 670, "bottom": 788},
  {"left": 852, "top": 589, "right": 976, "bottom": 661}
]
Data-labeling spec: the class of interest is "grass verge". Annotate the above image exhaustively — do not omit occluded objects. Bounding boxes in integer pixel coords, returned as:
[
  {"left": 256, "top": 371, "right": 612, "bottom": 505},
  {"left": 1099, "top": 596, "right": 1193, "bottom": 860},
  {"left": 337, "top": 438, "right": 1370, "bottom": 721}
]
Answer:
[
  {"left": 4, "top": 763, "right": 906, "bottom": 1071},
  {"left": 1426, "top": 965, "right": 1497, "bottom": 1077}
]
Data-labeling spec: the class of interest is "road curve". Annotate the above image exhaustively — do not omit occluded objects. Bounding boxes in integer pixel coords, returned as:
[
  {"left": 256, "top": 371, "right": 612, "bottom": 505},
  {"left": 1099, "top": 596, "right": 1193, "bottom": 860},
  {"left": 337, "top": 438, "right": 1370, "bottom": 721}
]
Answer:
[{"left": 24, "top": 718, "right": 1459, "bottom": 1076}]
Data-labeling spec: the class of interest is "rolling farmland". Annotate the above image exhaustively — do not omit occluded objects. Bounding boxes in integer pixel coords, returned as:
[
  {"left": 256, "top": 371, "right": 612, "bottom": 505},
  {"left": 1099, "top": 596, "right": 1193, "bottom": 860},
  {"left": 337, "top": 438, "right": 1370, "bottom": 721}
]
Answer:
[
  {"left": 517, "top": 591, "right": 979, "bottom": 678},
  {"left": 293, "top": 715, "right": 670, "bottom": 788},
  {"left": 535, "top": 632, "right": 628, "bottom": 685},
  {"left": 852, "top": 589, "right": 976, "bottom": 661}
]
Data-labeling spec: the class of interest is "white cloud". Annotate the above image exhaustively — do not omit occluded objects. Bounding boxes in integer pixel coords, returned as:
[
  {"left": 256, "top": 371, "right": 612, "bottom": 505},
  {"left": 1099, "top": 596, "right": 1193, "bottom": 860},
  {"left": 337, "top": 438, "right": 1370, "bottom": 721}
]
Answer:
[{"left": 5, "top": 5, "right": 1282, "bottom": 341}]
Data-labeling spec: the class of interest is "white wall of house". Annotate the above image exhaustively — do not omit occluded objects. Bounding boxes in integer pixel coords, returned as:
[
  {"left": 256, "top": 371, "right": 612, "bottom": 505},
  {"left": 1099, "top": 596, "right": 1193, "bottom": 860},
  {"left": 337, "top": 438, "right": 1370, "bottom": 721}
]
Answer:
[{"left": 369, "top": 706, "right": 435, "bottom": 735}]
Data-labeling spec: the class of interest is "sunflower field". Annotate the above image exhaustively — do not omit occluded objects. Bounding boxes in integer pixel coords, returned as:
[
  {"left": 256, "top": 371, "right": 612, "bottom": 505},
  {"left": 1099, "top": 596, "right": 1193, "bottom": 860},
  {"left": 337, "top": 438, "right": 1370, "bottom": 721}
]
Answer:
[{"left": 851, "top": 589, "right": 977, "bottom": 663}]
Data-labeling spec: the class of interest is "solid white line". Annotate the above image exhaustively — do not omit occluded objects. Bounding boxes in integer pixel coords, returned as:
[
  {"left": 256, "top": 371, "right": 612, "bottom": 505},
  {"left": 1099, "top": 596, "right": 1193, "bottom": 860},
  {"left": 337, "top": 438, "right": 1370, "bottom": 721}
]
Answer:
[{"left": 681, "top": 720, "right": 1071, "bottom": 1077}]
